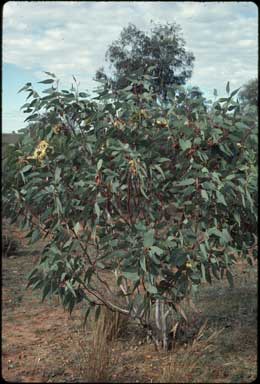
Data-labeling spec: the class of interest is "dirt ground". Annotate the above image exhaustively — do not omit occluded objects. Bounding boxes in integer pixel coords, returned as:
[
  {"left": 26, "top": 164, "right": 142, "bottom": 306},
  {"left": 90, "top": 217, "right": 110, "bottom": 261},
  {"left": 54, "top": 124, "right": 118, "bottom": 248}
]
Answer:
[{"left": 2, "top": 222, "right": 257, "bottom": 383}]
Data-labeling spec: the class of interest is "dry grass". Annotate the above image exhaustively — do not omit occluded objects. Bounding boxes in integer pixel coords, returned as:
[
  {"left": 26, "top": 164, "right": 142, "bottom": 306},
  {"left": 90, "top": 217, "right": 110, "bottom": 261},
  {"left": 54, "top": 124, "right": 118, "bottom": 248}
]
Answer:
[
  {"left": 2, "top": 233, "right": 19, "bottom": 257},
  {"left": 87, "top": 307, "right": 129, "bottom": 382},
  {"left": 66, "top": 306, "right": 128, "bottom": 382},
  {"left": 161, "top": 321, "right": 224, "bottom": 383},
  {"left": 98, "top": 306, "right": 129, "bottom": 342}
]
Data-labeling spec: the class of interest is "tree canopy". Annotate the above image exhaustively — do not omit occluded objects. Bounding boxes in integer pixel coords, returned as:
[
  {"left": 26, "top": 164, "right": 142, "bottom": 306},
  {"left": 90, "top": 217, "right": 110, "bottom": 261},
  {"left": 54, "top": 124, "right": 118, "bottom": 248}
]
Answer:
[
  {"left": 239, "top": 78, "right": 258, "bottom": 108},
  {"left": 95, "top": 22, "right": 195, "bottom": 100}
]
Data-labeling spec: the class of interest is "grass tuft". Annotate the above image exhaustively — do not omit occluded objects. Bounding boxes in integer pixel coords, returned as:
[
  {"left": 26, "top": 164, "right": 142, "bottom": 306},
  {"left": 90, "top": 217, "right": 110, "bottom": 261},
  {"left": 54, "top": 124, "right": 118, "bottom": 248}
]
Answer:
[
  {"left": 161, "top": 322, "right": 224, "bottom": 383},
  {"left": 67, "top": 306, "right": 128, "bottom": 382}
]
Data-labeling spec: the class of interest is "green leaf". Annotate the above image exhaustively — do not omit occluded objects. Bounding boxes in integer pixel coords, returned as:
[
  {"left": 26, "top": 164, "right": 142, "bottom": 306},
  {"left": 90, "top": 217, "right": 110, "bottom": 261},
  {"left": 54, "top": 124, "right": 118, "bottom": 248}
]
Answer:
[
  {"left": 42, "top": 281, "right": 51, "bottom": 302},
  {"left": 241, "top": 192, "right": 245, "bottom": 208},
  {"left": 74, "top": 222, "right": 82, "bottom": 235},
  {"left": 200, "top": 263, "right": 206, "bottom": 282},
  {"left": 24, "top": 113, "right": 39, "bottom": 122},
  {"left": 201, "top": 189, "right": 209, "bottom": 201},
  {"left": 148, "top": 250, "right": 161, "bottom": 265},
  {"left": 179, "top": 139, "right": 192, "bottom": 151},
  {"left": 97, "top": 159, "right": 103, "bottom": 171},
  {"left": 176, "top": 178, "right": 195, "bottom": 186},
  {"left": 211, "top": 264, "right": 220, "bottom": 280},
  {"left": 42, "top": 87, "right": 55, "bottom": 94},
  {"left": 140, "top": 186, "right": 149, "bottom": 199},
  {"left": 135, "top": 221, "right": 146, "bottom": 232},
  {"left": 222, "top": 228, "right": 232, "bottom": 243},
  {"left": 38, "top": 79, "right": 55, "bottom": 84},
  {"left": 226, "top": 270, "right": 234, "bottom": 288},
  {"left": 225, "top": 174, "right": 236, "bottom": 181},
  {"left": 143, "top": 229, "right": 155, "bottom": 248},
  {"left": 54, "top": 167, "right": 61, "bottom": 183},
  {"left": 21, "top": 164, "right": 32, "bottom": 173},
  {"left": 205, "top": 267, "right": 212, "bottom": 284},
  {"left": 172, "top": 249, "right": 187, "bottom": 267},
  {"left": 27, "top": 267, "right": 39, "bottom": 281},
  {"left": 208, "top": 227, "right": 222, "bottom": 238},
  {"left": 18, "top": 83, "right": 32, "bottom": 93},
  {"left": 230, "top": 87, "right": 240, "bottom": 98},
  {"left": 150, "top": 246, "right": 164, "bottom": 256},
  {"left": 199, "top": 244, "right": 208, "bottom": 261},
  {"left": 84, "top": 267, "right": 94, "bottom": 283},
  {"left": 66, "top": 281, "right": 77, "bottom": 297},
  {"left": 245, "top": 189, "right": 254, "bottom": 210},
  {"left": 83, "top": 307, "right": 92, "bottom": 327},
  {"left": 43, "top": 71, "right": 56, "bottom": 78},
  {"left": 157, "top": 157, "right": 170, "bottom": 163},
  {"left": 226, "top": 81, "right": 230, "bottom": 94},
  {"left": 31, "top": 228, "right": 41, "bottom": 243},
  {"left": 216, "top": 191, "right": 227, "bottom": 206},
  {"left": 122, "top": 271, "right": 139, "bottom": 282},
  {"left": 68, "top": 297, "right": 75, "bottom": 315},
  {"left": 233, "top": 213, "right": 241, "bottom": 226},
  {"left": 55, "top": 197, "right": 63, "bottom": 215},
  {"left": 153, "top": 164, "right": 165, "bottom": 179},
  {"left": 113, "top": 250, "right": 126, "bottom": 258},
  {"left": 140, "top": 255, "right": 147, "bottom": 272},
  {"left": 94, "top": 202, "right": 101, "bottom": 219},
  {"left": 145, "top": 283, "right": 157, "bottom": 294},
  {"left": 79, "top": 92, "right": 88, "bottom": 98}
]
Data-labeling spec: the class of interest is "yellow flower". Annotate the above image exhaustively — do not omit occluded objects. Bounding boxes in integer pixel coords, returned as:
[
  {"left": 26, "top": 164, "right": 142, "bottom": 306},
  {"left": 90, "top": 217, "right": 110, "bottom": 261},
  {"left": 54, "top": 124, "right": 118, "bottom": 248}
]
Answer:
[
  {"left": 38, "top": 140, "right": 49, "bottom": 150},
  {"left": 27, "top": 140, "right": 49, "bottom": 164},
  {"left": 52, "top": 124, "right": 62, "bottom": 134},
  {"left": 186, "top": 261, "right": 192, "bottom": 269},
  {"left": 38, "top": 148, "right": 47, "bottom": 161},
  {"left": 140, "top": 109, "right": 148, "bottom": 118},
  {"left": 114, "top": 118, "right": 125, "bottom": 130},
  {"left": 156, "top": 118, "right": 168, "bottom": 128},
  {"left": 128, "top": 159, "right": 137, "bottom": 175},
  {"left": 32, "top": 148, "right": 46, "bottom": 162}
]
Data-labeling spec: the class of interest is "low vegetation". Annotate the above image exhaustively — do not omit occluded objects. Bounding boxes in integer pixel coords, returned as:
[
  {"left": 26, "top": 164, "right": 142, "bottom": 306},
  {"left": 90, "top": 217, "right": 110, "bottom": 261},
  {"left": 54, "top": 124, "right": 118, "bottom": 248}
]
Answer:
[{"left": 2, "top": 221, "right": 257, "bottom": 382}]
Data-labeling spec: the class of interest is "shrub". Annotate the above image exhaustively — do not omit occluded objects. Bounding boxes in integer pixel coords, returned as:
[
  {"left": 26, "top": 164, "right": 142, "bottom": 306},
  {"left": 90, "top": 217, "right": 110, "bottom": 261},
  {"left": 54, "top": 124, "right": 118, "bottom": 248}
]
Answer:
[{"left": 2, "top": 71, "right": 258, "bottom": 350}]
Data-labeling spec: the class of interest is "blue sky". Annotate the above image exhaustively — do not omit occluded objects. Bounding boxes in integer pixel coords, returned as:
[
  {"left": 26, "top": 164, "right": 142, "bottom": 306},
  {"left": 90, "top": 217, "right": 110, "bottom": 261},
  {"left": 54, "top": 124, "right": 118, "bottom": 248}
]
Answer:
[{"left": 3, "top": 1, "right": 258, "bottom": 133}]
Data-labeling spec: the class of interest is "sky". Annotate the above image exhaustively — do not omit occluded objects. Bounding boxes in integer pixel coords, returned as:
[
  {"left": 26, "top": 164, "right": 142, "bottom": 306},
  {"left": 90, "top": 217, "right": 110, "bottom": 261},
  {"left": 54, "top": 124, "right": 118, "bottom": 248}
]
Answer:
[{"left": 2, "top": 1, "right": 258, "bottom": 133}]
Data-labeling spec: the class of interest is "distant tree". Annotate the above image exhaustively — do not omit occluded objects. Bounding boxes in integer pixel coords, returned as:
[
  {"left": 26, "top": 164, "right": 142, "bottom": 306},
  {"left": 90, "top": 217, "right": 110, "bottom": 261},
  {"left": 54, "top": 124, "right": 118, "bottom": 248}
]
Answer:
[
  {"left": 239, "top": 78, "right": 258, "bottom": 107},
  {"left": 95, "top": 22, "right": 195, "bottom": 100}
]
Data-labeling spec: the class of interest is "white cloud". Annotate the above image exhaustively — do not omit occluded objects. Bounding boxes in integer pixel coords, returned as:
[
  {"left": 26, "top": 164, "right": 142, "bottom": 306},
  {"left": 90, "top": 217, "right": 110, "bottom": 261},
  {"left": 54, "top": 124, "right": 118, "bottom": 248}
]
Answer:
[
  {"left": 3, "top": 1, "right": 258, "bottom": 97},
  {"left": 237, "top": 39, "right": 256, "bottom": 48}
]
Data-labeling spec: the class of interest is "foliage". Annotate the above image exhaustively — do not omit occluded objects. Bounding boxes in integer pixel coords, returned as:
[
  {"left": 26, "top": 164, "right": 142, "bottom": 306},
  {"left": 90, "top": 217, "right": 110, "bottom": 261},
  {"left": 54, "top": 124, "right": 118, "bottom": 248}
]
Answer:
[
  {"left": 238, "top": 78, "right": 258, "bottom": 108},
  {"left": 95, "top": 22, "right": 195, "bottom": 100},
  {"left": 2, "top": 69, "right": 258, "bottom": 350}
]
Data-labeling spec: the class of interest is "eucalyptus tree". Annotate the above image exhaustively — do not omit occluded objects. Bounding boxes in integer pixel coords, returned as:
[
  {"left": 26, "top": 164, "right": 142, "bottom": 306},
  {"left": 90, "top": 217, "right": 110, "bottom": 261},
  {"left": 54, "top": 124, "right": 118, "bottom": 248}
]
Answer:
[{"left": 3, "top": 71, "right": 257, "bottom": 350}]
